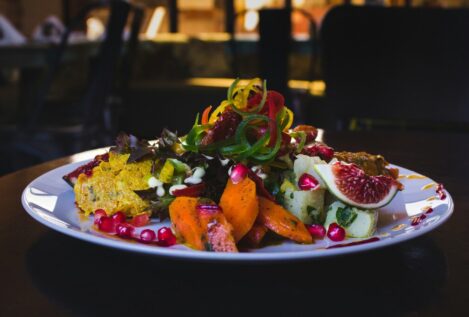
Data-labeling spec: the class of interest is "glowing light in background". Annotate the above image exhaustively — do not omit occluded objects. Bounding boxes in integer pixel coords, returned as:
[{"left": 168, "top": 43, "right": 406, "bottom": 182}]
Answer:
[
  {"left": 86, "top": 17, "right": 105, "bottom": 40},
  {"left": 244, "top": 0, "right": 268, "bottom": 31},
  {"left": 244, "top": 10, "right": 259, "bottom": 31},
  {"left": 146, "top": 7, "right": 166, "bottom": 39},
  {"left": 293, "top": 0, "right": 306, "bottom": 7}
]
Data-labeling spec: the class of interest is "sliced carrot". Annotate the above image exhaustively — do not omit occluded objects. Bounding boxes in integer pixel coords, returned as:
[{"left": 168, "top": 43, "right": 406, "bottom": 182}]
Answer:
[
  {"left": 201, "top": 105, "right": 212, "bottom": 125},
  {"left": 219, "top": 177, "right": 259, "bottom": 242},
  {"left": 169, "top": 197, "right": 237, "bottom": 252},
  {"left": 258, "top": 196, "right": 312, "bottom": 244},
  {"left": 169, "top": 197, "right": 206, "bottom": 250},
  {"left": 242, "top": 224, "right": 268, "bottom": 247}
]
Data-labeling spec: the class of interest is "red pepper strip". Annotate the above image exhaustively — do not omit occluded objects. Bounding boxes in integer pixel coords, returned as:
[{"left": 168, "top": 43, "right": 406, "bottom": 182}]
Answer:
[
  {"left": 172, "top": 183, "right": 206, "bottom": 197},
  {"left": 201, "top": 106, "right": 212, "bottom": 125},
  {"left": 247, "top": 170, "right": 275, "bottom": 201},
  {"left": 267, "top": 118, "right": 278, "bottom": 147}
]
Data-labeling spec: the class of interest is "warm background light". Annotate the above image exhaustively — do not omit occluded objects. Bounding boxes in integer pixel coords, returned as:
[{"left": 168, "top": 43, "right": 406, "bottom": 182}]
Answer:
[
  {"left": 86, "top": 17, "right": 104, "bottom": 40},
  {"left": 145, "top": 6, "right": 166, "bottom": 39}
]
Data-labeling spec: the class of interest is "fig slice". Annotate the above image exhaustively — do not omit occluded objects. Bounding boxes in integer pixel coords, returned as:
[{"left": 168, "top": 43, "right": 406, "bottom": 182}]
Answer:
[{"left": 314, "top": 162, "right": 399, "bottom": 209}]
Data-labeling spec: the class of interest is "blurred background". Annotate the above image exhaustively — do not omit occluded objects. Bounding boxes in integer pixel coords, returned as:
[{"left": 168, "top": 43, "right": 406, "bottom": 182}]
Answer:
[{"left": 1, "top": 0, "right": 469, "bottom": 175}]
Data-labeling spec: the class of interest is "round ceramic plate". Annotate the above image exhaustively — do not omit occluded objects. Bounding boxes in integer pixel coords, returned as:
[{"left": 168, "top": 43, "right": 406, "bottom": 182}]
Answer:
[{"left": 22, "top": 160, "right": 454, "bottom": 262}]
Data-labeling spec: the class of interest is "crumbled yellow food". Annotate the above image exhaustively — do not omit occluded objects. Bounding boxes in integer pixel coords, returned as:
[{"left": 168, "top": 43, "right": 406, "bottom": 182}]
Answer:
[{"left": 74, "top": 152, "right": 152, "bottom": 216}]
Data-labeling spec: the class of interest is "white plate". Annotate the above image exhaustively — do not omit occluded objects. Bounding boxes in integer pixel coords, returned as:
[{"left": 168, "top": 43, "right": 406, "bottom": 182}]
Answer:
[{"left": 22, "top": 160, "right": 454, "bottom": 262}]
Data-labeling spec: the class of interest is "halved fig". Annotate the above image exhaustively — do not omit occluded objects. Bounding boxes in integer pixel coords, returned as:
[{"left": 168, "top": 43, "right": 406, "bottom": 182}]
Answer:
[{"left": 314, "top": 162, "right": 399, "bottom": 209}]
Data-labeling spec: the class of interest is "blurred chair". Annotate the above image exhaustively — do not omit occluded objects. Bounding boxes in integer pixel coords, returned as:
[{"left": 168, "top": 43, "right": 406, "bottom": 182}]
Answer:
[
  {"left": 1, "top": 0, "right": 143, "bottom": 172},
  {"left": 320, "top": 6, "right": 469, "bottom": 131},
  {"left": 259, "top": 9, "right": 291, "bottom": 99}
]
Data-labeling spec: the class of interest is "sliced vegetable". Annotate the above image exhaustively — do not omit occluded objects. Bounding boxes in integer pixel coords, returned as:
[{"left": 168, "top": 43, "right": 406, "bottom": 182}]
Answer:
[
  {"left": 171, "top": 183, "right": 206, "bottom": 197},
  {"left": 219, "top": 177, "right": 259, "bottom": 242},
  {"left": 201, "top": 105, "right": 212, "bottom": 125},
  {"left": 168, "top": 159, "right": 190, "bottom": 173},
  {"left": 257, "top": 196, "right": 312, "bottom": 244},
  {"left": 159, "top": 160, "right": 175, "bottom": 184},
  {"left": 131, "top": 213, "right": 150, "bottom": 227},
  {"left": 242, "top": 224, "right": 268, "bottom": 247},
  {"left": 282, "top": 189, "right": 325, "bottom": 224},
  {"left": 169, "top": 197, "right": 206, "bottom": 250},
  {"left": 324, "top": 201, "right": 378, "bottom": 238}
]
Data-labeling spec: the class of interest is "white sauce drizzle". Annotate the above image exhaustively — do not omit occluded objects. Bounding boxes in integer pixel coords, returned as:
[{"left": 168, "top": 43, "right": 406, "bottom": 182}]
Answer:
[
  {"left": 169, "top": 184, "right": 188, "bottom": 195},
  {"left": 184, "top": 167, "right": 205, "bottom": 184}
]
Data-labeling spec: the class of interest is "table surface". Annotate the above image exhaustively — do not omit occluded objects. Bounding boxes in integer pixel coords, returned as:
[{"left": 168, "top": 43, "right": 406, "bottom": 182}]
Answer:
[{"left": 1, "top": 130, "right": 468, "bottom": 317}]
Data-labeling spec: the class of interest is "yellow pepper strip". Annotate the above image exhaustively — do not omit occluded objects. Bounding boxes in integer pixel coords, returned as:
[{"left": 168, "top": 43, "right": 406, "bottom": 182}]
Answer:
[
  {"left": 209, "top": 100, "right": 231, "bottom": 123},
  {"left": 171, "top": 143, "right": 186, "bottom": 155},
  {"left": 208, "top": 78, "right": 263, "bottom": 123},
  {"left": 159, "top": 160, "right": 175, "bottom": 184},
  {"left": 280, "top": 179, "right": 297, "bottom": 192},
  {"left": 283, "top": 107, "right": 294, "bottom": 131}
]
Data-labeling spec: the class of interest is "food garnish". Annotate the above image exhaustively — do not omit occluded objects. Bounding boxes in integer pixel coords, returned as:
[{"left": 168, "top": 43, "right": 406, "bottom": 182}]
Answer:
[{"left": 65, "top": 78, "right": 404, "bottom": 252}]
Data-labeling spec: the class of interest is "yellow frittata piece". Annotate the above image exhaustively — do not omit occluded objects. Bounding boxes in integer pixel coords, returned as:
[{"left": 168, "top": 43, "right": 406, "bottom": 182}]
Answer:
[{"left": 74, "top": 152, "right": 153, "bottom": 216}]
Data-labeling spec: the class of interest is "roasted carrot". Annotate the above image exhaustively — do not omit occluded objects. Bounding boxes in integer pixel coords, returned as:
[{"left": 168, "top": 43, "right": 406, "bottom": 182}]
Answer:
[
  {"left": 169, "top": 197, "right": 237, "bottom": 252},
  {"left": 258, "top": 196, "right": 312, "bottom": 244},
  {"left": 169, "top": 197, "right": 206, "bottom": 250},
  {"left": 242, "top": 224, "right": 268, "bottom": 247},
  {"left": 219, "top": 177, "right": 259, "bottom": 242}
]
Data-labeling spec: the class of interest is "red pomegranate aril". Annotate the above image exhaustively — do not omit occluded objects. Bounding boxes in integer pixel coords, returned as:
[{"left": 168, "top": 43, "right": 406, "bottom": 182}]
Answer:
[
  {"left": 157, "top": 227, "right": 177, "bottom": 247},
  {"left": 303, "top": 144, "right": 335, "bottom": 162},
  {"left": 437, "top": 190, "right": 446, "bottom": 200},
  {"left": 140, "top": 229, "right": 156, "bottom": 243},
  {"left": 298, "top": 173, "right": 320, "bottom": 191},
  {"left": 319, "top": 146, "right": 335, "bottom": 162},
  {"left": 327, "top": 223, "right": 346, "bottom": 242},
  {"left": 116, "top": 223, "right": 135, "bottom": 239},
  {"left": 98, "top": 216, "right": 115, "bottom": 233},
  {"left": 425, "top": 207, "right": 434, "bottom": 214},
  {"left": 411, "top": 214, "right": 427, "bottom": 226},
  {"left": 307, "top": 224, "right": 326, "bottom": 239},
  {"left": 230, "top": 163, "right": 249, "bottom": 184},
  {"left": 111, "top": 211, "right": 126, "bottom": 224},
  {"left": 94, "top": 209, "right": 107, "bottom": 224},
  {"left": 131, "top": 214, "right": 150, "bottom": 227}
]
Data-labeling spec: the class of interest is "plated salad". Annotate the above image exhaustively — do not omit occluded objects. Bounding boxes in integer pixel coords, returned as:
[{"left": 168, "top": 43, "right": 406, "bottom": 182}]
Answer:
[{"left": 64, "top": 78, "right": 403, "bottom": 252}]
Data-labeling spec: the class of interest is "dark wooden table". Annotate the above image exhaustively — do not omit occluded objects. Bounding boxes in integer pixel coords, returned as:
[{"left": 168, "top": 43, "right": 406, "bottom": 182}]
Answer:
[{"left": 1, "top": 130, "right": 468, "bottom": 317}]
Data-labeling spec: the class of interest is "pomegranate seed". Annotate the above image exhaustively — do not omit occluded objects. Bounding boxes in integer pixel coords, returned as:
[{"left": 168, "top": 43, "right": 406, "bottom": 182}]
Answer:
[
  {"left": 111, "top": 211, "right": 126, "bottom": 224},
  {"left": 302, "top": 144, "right": 335, "bottom": 162},
  {"left": 437, "top": 190, "right": 446, "bottom": 200},
  {"left": 98, "top": 216, "right": 115, "bottom": 233},
  {"left": 94, "top": 209, "right": 107, "bottom": 224},
  {"left": 307, "top": 224, "right": 326, "bottom": 239},
  {"left": 327, "top": 223, "right": 346, "bottom": 242},
  {"left": 298, "top": 173, "right": 320, "bottom": 191},
  {"left": 425, "top": 207, "right": 434, "bottom": 214},
  {"left": 116, "top": 223, "right": 135, "bottom": 239},
  {"left": 411, "top": 214, "right": 427, "bottom": 226},
  {"left": 230, "top": 163, "right": 249, "bottom": 184},
  {"left": 319, "top": 146, "right": 335, "bottom": 161},
  {"left": 157, "top": 227, "right": 177, "bottom": 247},
  {"left": 140, "top": 229, "right": 156, "bottom": 243},
  {"left": 436, "top": 183, "right": 444, "bottom": 192},
  {"left": 131, "top": 214, "right": 150, "bottom": 227}
]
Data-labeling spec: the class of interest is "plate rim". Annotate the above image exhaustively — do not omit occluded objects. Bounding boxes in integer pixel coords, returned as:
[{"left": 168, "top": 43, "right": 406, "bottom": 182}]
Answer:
[{"left": 21, "top": 160, "right": 454, "bottom": 262}]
